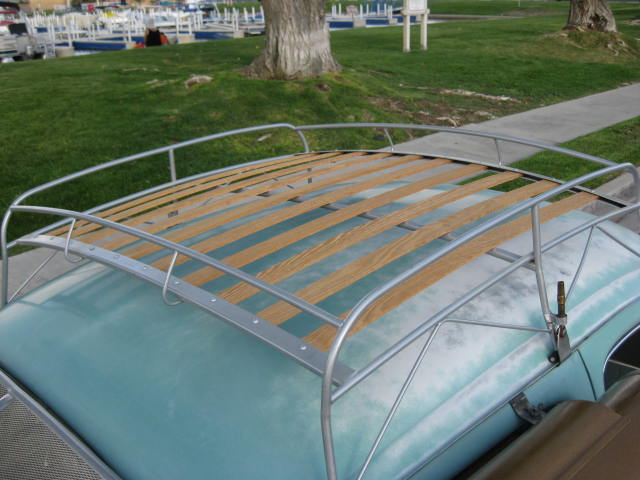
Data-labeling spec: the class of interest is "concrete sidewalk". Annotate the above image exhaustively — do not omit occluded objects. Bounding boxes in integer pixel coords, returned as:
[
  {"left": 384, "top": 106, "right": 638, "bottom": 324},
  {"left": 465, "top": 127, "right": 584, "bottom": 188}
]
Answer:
[
  {"left": 1, "top": 83, "right": 639, "bottom": 299},
  {"left": 394, "top": 83, "right": 640, "bottom": 164},
  {"left": 393, "top": 82, "right": 640, "bottom": 233}
]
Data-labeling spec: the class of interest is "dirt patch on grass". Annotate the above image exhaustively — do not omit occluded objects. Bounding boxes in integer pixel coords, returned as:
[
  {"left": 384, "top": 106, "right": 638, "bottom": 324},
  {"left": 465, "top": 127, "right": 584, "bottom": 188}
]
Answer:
[
  {"left": 367, "top": 94, "right": 525, "bottom": 128},
  {"left": 545, "top": 30, "right": 640, "bottom": 58},
  {"left": 438, "top": 88, "right": 522, "bottom": 103}
]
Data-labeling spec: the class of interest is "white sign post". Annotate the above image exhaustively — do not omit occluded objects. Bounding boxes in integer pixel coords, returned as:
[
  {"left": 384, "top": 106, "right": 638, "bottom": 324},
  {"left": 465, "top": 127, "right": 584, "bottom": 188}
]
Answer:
[{"left": 402, "top": 0, "right": 429, "bottom": 52}]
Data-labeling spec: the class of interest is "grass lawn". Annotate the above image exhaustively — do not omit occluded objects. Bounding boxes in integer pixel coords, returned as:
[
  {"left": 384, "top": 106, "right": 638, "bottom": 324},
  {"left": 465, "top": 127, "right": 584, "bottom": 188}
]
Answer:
[
  {"left": 504, "top": 117, "right": 640, "bottom": 191},
  {"left": 0, "top": 2, "right": 639, "bottom": 244}
]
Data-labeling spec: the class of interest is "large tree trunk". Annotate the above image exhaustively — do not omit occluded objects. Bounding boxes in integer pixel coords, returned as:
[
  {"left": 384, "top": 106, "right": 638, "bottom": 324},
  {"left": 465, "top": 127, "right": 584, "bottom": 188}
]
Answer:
[
  {"left": 565, "top": 0, "right": 617, "bottom": 32},
  {"left": 244, "top": 0, "right": 341, "bottom": 80}
]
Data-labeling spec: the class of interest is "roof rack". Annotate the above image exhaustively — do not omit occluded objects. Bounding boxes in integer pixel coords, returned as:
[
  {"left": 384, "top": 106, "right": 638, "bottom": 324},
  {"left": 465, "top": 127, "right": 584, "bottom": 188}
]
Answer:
[{"left": 2, "top": 123, "right": 639, "bottom": 478}]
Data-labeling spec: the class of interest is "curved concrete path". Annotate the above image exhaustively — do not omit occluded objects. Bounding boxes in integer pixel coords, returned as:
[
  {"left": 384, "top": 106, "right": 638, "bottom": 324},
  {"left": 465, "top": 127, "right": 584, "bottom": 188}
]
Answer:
[
  {"left": 395, "top": 83, "right": 640, "bottom": 233},
  {"left": 1, "top": 83, "right": 639, "bottom": 298},
  {"left": 395, "top": 83, "right": 640, "bottom": 164}
]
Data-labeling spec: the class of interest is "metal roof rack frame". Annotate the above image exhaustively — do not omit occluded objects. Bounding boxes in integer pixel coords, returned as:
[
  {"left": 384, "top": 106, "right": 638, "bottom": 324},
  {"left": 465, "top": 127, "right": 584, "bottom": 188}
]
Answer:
[{"left": 1, "top": 123, "right": 639, "bottom": 479}]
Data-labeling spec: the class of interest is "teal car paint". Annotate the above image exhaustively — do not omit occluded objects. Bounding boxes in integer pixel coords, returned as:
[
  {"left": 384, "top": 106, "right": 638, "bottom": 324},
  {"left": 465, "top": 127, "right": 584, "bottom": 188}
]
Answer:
[{"left": 0, "top": 123, "right": 638, "bottom": 479}]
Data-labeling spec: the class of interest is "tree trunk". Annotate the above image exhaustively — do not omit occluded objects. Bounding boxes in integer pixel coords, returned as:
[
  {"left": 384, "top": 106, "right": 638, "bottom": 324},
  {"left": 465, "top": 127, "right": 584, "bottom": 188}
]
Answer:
[
  {"left": 244, "top": 0, "right": 341, "bottom": 80},
  {"left": 565, "top": 0, "right": 617, "bottom": 32}
]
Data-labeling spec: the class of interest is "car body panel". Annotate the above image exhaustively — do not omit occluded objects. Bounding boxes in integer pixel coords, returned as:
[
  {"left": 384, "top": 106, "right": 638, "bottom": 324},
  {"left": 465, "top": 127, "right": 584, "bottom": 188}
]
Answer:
[
  {"left": 0, "top": 190, "right": 638, "bottom": 479},
  {"left": 1, "top": 124, "right": 638, "bottom": 479}
]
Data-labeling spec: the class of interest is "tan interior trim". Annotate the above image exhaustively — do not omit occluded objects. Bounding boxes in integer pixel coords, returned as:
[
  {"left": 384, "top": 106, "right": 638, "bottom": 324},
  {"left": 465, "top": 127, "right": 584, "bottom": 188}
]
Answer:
[{"left": 471, "top": 373, "right": 640, "bottom": 479}]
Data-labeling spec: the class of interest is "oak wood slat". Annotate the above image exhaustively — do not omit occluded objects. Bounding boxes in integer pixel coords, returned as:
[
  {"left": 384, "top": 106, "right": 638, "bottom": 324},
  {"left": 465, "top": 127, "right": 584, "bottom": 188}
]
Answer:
[
  {"left": 95, "top": 151, "right": 331, "bottom": 219},
  {"left": 121, "top": 153, "right": 422, "bottom": 261},
  {"left": 305, "top": 191, "right": 597, "bottom": 351},
  {"left": 180, "top": 161, "right": 489, "bottom": 287},
  {"left": 47, "top": 151, "right": 336, "bottom": 238},
  {"left": 86, "top": 151, "right": 382, "bottom": 250},
  {"left": 77, "top": 151, "right": 366, "bottom": 246},
  {"left": 150, "top": 155, "right": 449, "bottom": 271},
  {"left": 218, "top": 170, "right": 521, "bottom": 306},
  {"left": 257, "top": 180, "right": 559, "bottom": 326}
]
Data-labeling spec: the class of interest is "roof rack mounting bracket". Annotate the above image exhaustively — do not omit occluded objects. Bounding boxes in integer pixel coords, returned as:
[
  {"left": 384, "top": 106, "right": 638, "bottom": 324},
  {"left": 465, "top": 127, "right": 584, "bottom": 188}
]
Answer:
[
  {"left": 548, "top": 281, "right": 570, "bottom": 364},
  {"left": 161, "top": 251, "right": 183, "bottom": 307},
  {"left": 64, "top": 218, "right": 84, "bottom": 264},
  {"left": 510, "top": 392, "right": 546, "bottom": 425}
]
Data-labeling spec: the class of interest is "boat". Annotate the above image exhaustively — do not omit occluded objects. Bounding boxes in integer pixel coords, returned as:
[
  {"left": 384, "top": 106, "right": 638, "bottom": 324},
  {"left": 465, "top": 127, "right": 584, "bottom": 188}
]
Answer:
[
  {"left": 0, "top": 1, "right": 45, "bottom": 61},
  {"left": 0, "top": 123, "right": 638, "bottom": 479}
]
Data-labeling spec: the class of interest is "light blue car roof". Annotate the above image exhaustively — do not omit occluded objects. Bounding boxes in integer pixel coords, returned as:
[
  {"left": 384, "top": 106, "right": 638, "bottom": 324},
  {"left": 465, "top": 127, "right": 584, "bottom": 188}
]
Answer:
[{"left": 1, "top": 184, "right": 639, "bottom": 479}]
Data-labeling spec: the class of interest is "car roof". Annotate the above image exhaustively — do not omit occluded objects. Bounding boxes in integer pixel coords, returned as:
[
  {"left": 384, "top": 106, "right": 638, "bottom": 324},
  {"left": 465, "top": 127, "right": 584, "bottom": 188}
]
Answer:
[{"left": 1, "top": 162, "right": 638, "bottom": 478}]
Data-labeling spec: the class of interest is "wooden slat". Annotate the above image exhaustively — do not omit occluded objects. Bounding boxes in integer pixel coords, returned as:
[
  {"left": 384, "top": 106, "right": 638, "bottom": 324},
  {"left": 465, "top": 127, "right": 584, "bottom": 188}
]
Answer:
[
  {"left": 70, "top": 152, "right": 362, "bottom": 243},
  {"left": 150, "top": 156, "right": 453, "bottom": 271},
  {"left": 96, "top": 151, "right": 331, "bottom": 219},
  {"left": 305, "top": 192, "right": 597, "bottom": 351},
  {"left": 84, "top": 151, "right": 380, "bottom": 250},
  {"left": 256, "top": 180, "right": 559, "bottom": 326},
  {"left": 218, "top": 170, "right": 522, "bottom": 305},
  {"left": 120, "top": 153, "right": 422, "bottom": 261},
  {"left": 47, "top": 151, "right": 335, "bottom": 238},
  {"left": 180, "top": 161, "right": 486, "bottom": 287},
  {"left": 74, "top": 152, "right": 340, "bottom": 237}
]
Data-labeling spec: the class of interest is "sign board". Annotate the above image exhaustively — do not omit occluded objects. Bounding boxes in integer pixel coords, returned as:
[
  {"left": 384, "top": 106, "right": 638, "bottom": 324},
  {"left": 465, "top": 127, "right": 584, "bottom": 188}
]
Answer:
[
  {"left": 404, "top": 0, "right": 427, "bottom": 14},
  {"left": 401, "top": 0, "right": 429, "bottom": 52}
]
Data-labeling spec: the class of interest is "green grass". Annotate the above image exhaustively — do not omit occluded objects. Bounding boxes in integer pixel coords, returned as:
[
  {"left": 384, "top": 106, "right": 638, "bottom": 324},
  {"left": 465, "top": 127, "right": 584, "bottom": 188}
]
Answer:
[
  {"left": 429, "top": 0, "right": 569, "bottom": 16},
  {"left": 0, "top": 5, "right": 639, "bottom": 245},
  {"left": 504, "top": 117, "right": 640, "bottom": 191},
  {"left": 327, "top": 0, "right": 637, "bottom": 17}
]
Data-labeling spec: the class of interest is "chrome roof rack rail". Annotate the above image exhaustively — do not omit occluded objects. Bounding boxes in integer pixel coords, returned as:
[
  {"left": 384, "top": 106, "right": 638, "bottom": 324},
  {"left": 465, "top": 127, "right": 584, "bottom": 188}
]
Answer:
[{"left": 1, "top": 123, "right": 638, "bottom": 480}]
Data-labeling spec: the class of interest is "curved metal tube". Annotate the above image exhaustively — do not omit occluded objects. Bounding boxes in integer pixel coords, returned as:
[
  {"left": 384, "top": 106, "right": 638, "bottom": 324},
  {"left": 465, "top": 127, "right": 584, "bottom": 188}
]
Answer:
[
  {"left": 8, "top": 205, "right": 343, "bottom": 329},
  {"left": 8, "top": 250, "right": 58, "bottom": 303},
  {"left": 531, "top": 205, "right": 551, "bottom": 323},
  {"left": 0, "top": 122, "right": 638, "bottom": 478},
  {"left": 321, "top": 167, "right": 637, "bottom": 477},
  {"left": 355, "top": 324, "right": 441, "bottom": 480},
  {"left": 296, "top": 122, "right": 620, "bottom": 167},
  {"left": 1, "top": 124, "right": 309, "bottom": 306},
  {"left": 4, "top": 123, "right": 635, "bottom": 310},
  {"left": 332, "top": 202, "right": 640, "bottom": 403},
  {"left": 383, "top": 128, "right": 394, "bottom": 152},
  {"left": 567, "top": 227, "right": 595, "bottom": 301},
  {"left": 494, "top": 138, "right": 503, "bottom": 166},
  {"left": 161, "top": 251, "right": 184, "bottom": 306},
  {"left": 293, "top": 127, "right": 310, "bottom": 153},
  {"left": 64, "top": 219, "right": 84, "bottom": 264},
  {"left": 7, "top": 124, "right": 306, "bottom": 211},
  {"left": 1, "top": 209, "right": 11, "bottom": 306},
  {"left": 327, "top": 162, "right": 631, "bottom": 368}
]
